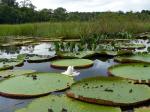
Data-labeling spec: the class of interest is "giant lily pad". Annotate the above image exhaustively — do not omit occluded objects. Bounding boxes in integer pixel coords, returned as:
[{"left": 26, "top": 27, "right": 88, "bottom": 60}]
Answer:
[
  {"left": 67, "top": 77, "right": 150, "bottom": 106},
  {"left": 57, "top": 51, "right": 96, "bottom": 58},
  {"left": 0, "top": 58, "right": 24, "bottom": 70},
  {"left": 0, "top": 73, "right": 74, "bottom": 98},
  {"left": 108, "top": 63, "right": 150, "bottom": 84},
  {"left": 96, "top": 51, "right": 117, "bottom": 56},
  {"left": 134, "top": 107, "right": 150, "bottom": 112},
  {"left": 15, "top": 95, "right": 121, "bottom": 112},
  {"left": 96, "top": 50, "right": 132, "bottom": 56},
  {"left": 63, "top": 39, "right": 81, "bottom": 42},
  {"left": 0, "top": 70, "right": 36, "bottom": 78},
  {"left": 51, "top": 59, "right": 94, "bottom": 69},
  {"left": 17, "top": 54, "right": 27, "bottom": 61},
  {"left": 114, "top": 54, "right": 150, "bottom": 63},
  {"left": 115, "top": 43, "right": 145, "bottom": 49},
  {"left": 14, "top": 37, "right": 35, "bottom": 41},
  {"left": 0, "top": 41, "right": 33, "bottom": 47},
  {"left": 27, "top": 55, "right": 55, "bottom": 63},
  {"left": 40, "top": 39, "right": 61, "bottom": 42},
  {"left": 136, "top": 32, "right": 150, "bottom": 39}
]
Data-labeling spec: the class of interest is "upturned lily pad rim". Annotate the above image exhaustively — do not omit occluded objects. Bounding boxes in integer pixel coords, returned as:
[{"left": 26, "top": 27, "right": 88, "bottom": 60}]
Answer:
[
  {"left": 57, "top": 51, "right": 96, "bottom": 59},
  {"left": 0, "top": 69, "right": 36, "bottom": 78},
  {"left": 95, "top": 51, "right": 117, "bottom": 56},
  {"left": 108, "top": 63, "right": 150, "bottom": 84},
  {"left": 0, "top": 60, "right": 24, "bottom": 71},
  {"left": 0, "top": 72, "right": 74, "bottom": 98},
  {"left": 114, "top": 54, "right": 150, "bottom": 63},
  {"left": 51, "top": 59, "right": 94, "bottom": 69},
  {"left": 27, "top": 55, "right": 55, "bottom": 63},
  {"left": 0, "top": 65, "right": 13, "bottom": 71},
  {"left": 66, "top": 76, "right": 150, "bottom": 106},
  {"left": 115, "top": 43, "right": 146, "bottom": 49},
  {"left": 95, "top": 50, "right": 132, "bottom": 57}
]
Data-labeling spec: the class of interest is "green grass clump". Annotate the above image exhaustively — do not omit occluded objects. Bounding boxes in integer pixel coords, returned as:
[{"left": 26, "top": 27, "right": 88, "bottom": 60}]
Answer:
[{"left": 0, "top": 15, "right": 150, "bottom": 39}]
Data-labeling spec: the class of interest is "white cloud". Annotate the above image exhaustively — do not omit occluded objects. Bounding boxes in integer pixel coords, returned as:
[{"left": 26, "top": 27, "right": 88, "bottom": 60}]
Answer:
[{"left": 17, "top": 0, "right": 150, "bottom": 12}]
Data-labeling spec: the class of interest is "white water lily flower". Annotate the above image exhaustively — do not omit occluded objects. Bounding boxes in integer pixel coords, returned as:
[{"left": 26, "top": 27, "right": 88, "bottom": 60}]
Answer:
[{"left": 61, "top": 66, "right": 80, "bottom": 77}]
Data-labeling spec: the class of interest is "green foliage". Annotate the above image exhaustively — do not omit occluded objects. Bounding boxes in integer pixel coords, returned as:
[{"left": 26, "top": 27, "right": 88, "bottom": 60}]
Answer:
[
  {"left": 1, "top": 0, "right": 17, "bottom": 7},
  {"left": 0, "top": 0, "right": 150, "bottom": 38}
]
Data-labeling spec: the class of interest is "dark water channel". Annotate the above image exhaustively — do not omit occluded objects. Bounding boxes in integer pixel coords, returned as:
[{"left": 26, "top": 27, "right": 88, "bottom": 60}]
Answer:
[{"left": 0, "top": 40, "right": 149, "bottom": 112}]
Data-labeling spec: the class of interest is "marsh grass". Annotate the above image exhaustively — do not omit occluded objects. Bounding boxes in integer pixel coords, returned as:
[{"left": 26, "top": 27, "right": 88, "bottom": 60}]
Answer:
[{"left": 0, "top": 16, "right": 150, "bottom": 39}]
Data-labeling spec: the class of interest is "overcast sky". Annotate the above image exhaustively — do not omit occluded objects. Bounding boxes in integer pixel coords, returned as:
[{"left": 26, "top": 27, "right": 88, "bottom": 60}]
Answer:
[{"left": 17, "top": 0, "right": 150, "bottom": 12}]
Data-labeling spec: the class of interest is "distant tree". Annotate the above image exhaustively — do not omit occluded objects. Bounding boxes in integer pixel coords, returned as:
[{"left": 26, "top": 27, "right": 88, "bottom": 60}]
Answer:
[
  {"left": 141, "top": 10, "right": 150, "bottom": 14},
  {"left": 53, "top": 7, "right": 67, "bottom": 21},
  {"left": 1, "top": 0, "right": 17, "bottom": 7},
  {"left": 19, "top": 0, "right": 35, "bottom": 9},
  {"left": 38, "top": 9, "right": 53, "bottom": 21},
  {"left": 0, "top": 4, "right": 19, "bottom": 23}
]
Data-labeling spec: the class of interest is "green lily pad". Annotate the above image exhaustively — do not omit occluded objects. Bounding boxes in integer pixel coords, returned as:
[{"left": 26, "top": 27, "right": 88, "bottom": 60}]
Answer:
[
  {"left": 57, "top": 51, "right": 95, "bottom": 58},
  {"left": 0, "top": 41, "right": 33, "bottom": 47},
  {"left": 0, "top": 70, "right": 36, "bottom": 78},
  {"left": 27, "top": 55, "right": 55, "bottom": 63},
  {"left": 63, "top": 39, "right": 81, "bottom": 42},
  {"left": 0, "top": 73, "right": 74, "bottom": 98},
  {"left": 136, "top": 32, "right": 150, "bottom": 39},
  {"left": 14, "top": 37, "right": 35, "bottom": 41},
  {"left": 15, "top": 95, "right": 121, "bottom": 112},
  {"left": 97, "top": 50, "right": 132, "bottom": 56},
  {"left": 114, "top": 54, "right": 150, "bottom": 63},
  {"left": 96, "top": 51, "right": 117, "bottom": 56},
  {"left": 108, "top": 63, "right": 150, "bottom": 84},
  {"left": 17, "top": 54, "right": 27, "bottom": 61},
  {"left": 134, "top": 107, "right": 150, "bottom": 112},
  {"left": 51, "top": 59, "right": 94, "bottom": 69},
  {"left": 115, "top": 43, "right": 145, "bottom": 49},
  {"left": 67, "top": 77, "right": 150, "bottom": 106},
  {"left": 96, "top": 50, "right": 132, "bottom": 56},
  {"left": 0, "top": 59, "right": 24, "bottom": 71},
  {"left": 40, "top": 39, "right": 61, "bottom": 42}
]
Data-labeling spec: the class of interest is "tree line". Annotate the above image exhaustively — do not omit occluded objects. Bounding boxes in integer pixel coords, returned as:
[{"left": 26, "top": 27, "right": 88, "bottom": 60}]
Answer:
[{"left": 0, "top": 0, "right": 150, "bottom": 24}]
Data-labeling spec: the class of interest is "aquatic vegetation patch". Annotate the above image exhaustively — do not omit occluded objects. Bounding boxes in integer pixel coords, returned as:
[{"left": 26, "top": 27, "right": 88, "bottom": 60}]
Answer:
[{"left": 67, "top": 77, "right": 150, "bottom": 106}]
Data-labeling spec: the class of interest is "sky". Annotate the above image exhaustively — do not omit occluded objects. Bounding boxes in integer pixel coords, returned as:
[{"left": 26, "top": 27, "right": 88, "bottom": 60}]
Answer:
[{"left": 17, "top": 0, "right": 150, "bottom": 12}]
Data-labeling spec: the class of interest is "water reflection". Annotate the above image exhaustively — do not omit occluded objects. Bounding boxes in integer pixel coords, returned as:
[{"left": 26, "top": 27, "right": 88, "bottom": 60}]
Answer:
[
  {"left": 0, "top": 96, "right": 32, "bottom": 112},
  {"left": 0, "top": 43, "right": 55, "bottom": 59},
  {"left": 20, "top": 43, "right": 55, "bottom": 56}
]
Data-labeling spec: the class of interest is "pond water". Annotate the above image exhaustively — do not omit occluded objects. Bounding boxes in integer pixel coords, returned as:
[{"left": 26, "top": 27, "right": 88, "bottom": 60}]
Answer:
[{"left": 0, "top": 39, "right": 149, "bottom": 112}]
